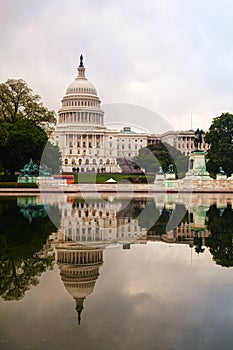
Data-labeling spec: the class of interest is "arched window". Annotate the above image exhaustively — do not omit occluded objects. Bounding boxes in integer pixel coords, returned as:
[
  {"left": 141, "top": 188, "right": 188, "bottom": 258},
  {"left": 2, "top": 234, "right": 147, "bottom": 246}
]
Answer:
[
  {"left": 85, "top": 159, "right": 89, "bottom": 165},
  {"left": 71, "top": 159, "right": 76, "bottom": 165},
  {"left": 99, "top": 159, "right": 103, "bottom": 165},
  {"left": 106, "top": 159, "right": 110, "bottom": 165},
  {"left": 92, "top": 159, "right": 97, "bottom": 165},
  {"left": 64, "top": 158, "right": 68, "bottom": 165},
  {"left": 78, "top": 159, "right": 82, "bottom": 165}
]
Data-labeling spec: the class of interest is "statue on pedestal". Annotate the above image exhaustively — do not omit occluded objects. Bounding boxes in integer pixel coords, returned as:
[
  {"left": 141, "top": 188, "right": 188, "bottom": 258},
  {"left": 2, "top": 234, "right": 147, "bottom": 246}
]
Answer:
[
  {"left": 19, "top": 159, "right": 39, "bottom": 177},
  {"left": 194, "top": 128, "right": 205, "bottom": 150},
  {"left": 168, "top": 164, "right": 174, "bottom": 174},
  {"left": 18, "top": 159, "right": 51, "bottom": 181}
]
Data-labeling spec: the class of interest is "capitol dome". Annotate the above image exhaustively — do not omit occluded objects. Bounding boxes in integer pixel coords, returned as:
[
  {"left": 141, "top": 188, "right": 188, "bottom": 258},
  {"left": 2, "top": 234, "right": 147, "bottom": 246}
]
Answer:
[
  {"left": 66, "top": 76, "right": 97, "bottom": 96},
  {"left": 58, "top": 55, "right": 104, "bottom": 128}
]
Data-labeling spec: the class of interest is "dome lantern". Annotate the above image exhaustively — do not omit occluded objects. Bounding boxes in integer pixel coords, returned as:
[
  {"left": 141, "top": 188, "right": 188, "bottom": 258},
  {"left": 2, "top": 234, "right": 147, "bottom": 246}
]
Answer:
[{"left": 77, "top": 54, "right": 86, "bottom": 80}]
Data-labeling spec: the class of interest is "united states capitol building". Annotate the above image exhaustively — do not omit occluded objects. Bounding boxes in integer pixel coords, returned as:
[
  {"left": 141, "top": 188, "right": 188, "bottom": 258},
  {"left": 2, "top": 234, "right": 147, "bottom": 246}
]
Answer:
[{"left": 53, "top": 56, "right": 208, "bottom": 173}]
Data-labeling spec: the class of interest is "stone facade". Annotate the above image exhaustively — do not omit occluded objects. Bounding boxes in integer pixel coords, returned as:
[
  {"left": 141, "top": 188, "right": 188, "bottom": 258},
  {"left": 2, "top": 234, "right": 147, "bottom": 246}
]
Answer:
[
  {"left": 52, "top": 57, "right": 148, "bottom": 173},
  {"left": 148, "top": 130, "right": 209, "bottom": 156},
  {"left": 52, "top": 56, "right": 211, "bottom": 173}
]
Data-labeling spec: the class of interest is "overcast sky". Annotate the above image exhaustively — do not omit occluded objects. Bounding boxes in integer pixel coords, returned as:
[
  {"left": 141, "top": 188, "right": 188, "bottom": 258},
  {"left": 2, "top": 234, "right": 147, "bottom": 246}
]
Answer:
[{"left": 1, "top": 0, "right": 233, "bottom": 132}]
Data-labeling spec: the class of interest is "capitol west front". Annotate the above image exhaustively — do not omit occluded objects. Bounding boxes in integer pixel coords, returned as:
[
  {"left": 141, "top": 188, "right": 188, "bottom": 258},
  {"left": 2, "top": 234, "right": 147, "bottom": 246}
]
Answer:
[{"left": 53, "top": 56, "right": 208, "bottom": 173}]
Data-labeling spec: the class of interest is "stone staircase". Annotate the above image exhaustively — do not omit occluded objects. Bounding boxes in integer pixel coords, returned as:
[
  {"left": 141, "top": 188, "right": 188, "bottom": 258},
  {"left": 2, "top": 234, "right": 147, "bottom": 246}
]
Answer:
[{"left": 117, "top": 157, "right": 141, "bottom": 173}]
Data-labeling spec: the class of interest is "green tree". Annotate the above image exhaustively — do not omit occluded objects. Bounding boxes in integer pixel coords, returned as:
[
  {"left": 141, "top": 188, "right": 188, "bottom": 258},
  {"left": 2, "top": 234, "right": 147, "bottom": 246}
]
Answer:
[
  {"left": 205, "top": 204, "right": 233, "bottom": 267},
  {"left": 0, "top": 79, "right": 56, "bottom": 129},
  {"left": 134, "top": 142, "right": 189, "bottom": 178},
  {"left": 205, "top": 112, "right": 233, "bottom": 177},
  {"left": 0, "top": 79, "right": 61, "bottom": 175},
  {"left": 0, "top": 119, "right": 48, "bottom": 174},
  {"left": 40, "top": 140, "right": 62, "bottom": 174}
]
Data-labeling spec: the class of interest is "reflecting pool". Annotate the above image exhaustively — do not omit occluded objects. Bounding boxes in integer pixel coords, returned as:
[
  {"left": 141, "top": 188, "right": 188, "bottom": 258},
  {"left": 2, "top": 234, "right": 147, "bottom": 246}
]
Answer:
[{"left": 1, "top": 193, "right": 233, "bottom": 350}]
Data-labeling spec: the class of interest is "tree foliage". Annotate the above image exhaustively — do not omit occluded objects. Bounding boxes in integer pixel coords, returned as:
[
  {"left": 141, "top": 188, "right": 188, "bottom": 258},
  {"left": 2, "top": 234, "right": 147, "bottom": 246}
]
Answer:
[
  {"left": 205, "top": 112, "right": 233, "bottom": 176},
  {"left": 0, "top": 79, "right": 61, "bottom": 174},
  {"left": 40, "top": 140, "right": 62, "bottom": 174},
  {"left": 0, "top": 120, "right": 47, "bottom": 174},
  {"left": 134, "top": 142, "right": 189, "bottom": 178},
  {"left": 0, "top": 79, "right": 56, "bottom": 128}
]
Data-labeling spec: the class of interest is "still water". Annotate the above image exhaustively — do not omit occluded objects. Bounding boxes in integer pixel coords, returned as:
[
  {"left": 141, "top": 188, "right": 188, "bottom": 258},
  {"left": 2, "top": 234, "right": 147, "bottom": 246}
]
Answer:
[{"left": 1, "top": 193, "right": 233, "bottom": 350}]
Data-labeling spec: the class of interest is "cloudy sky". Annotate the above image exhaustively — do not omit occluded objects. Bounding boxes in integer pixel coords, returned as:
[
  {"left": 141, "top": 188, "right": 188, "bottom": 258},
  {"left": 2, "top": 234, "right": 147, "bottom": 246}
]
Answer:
[{"left": 1, "top": 0, "right": 233, "bottom": 132}]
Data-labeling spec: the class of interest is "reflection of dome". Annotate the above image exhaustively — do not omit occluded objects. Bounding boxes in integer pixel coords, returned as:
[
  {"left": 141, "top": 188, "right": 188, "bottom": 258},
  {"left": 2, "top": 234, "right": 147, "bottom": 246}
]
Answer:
[
  {"left": 56, "top": 243, "right": 103, "bottom": 325},
  {"left": 58, "top": 55, "right": 104, "bottom": 127}
]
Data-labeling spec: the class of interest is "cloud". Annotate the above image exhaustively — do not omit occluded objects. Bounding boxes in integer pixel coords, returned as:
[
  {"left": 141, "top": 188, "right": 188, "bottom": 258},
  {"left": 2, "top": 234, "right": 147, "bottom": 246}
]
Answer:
[{"left": 1, "top": 0, "right": 233, "bottom": 132}]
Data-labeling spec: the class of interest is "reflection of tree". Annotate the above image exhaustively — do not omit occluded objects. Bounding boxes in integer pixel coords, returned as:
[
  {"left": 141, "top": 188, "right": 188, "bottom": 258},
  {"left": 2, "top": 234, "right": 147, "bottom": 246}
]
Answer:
[
  {"left": 0, "top": 198, "right": 59, "bottom": 300},
  {"left": 0, "top": 245, "right": 54, "bottom": 300},
  {"left": 117, "top": 199, "right": 146, "bottom": 220},
  {"left": 206, "top": 204, "right": 233, "bottom": 267},
  {"left": 143, "top": 203, "right": 187, "bottom": 235}
]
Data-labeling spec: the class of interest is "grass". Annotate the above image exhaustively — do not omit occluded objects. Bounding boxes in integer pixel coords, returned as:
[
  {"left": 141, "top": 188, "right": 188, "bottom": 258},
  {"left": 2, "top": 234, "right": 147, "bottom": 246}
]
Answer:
[{"left": 73, "top": 173, "right": 155, "bottom": 184}]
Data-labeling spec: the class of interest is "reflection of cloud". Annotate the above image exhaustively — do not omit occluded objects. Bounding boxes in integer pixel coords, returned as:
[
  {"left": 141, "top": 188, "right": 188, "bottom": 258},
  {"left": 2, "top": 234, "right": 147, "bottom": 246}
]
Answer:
[
  {"left": 1, "top": 239, "right": 233, "bottom": 349},
  {"left": 82, "top": 243, "right": 233, "bottom": 349}
]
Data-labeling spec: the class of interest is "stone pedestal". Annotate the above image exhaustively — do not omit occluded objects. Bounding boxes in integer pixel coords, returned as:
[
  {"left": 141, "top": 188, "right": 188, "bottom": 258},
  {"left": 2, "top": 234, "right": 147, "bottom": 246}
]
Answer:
[
  {"left": 184, "top": 150, "right": 212, "bottom": 180},
  {"left": 17, "top": 176, "right": 38, "bottom": 183},
  {"left": 216, "top": 174, "right": 227, "bottom": 180},
  {"left": 154, "top": 173, "right": 165, "bottom": 181},
  {"left": 165, "top": 173, "right": 176, "bottom": 180}
]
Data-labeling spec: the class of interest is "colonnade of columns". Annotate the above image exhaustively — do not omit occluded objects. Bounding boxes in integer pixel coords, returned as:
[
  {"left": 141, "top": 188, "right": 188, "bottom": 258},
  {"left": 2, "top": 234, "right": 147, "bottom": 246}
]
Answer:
[
  {"left": 57, "top": 249, "right": 103, "bottom": 265},
  {"left": 59, "top": 111, "right": 103, "bottom": 125},
  {"left": 65, "top": 133, "right": 104, "bottom": 148}
]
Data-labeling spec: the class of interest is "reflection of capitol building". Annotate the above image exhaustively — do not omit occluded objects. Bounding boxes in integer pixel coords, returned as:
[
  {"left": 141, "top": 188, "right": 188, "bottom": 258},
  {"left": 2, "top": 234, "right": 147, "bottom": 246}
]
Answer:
[
  {"left": 56, "top": 243, "right": 103, "bottom": 325},
  {"left": 160, "top": 222, "right": 209, "bottom": 245},
  {"left": 52, "top": 197, "right": 147, "bottom": 246},
  {"left": 147, "top": 197, "right": 211, "bottom": 246}
]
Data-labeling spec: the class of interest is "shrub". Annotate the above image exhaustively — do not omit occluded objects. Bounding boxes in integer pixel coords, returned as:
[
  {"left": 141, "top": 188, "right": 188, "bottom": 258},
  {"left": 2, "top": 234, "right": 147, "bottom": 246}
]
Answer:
[{"left": 0, "top": 182, "right": 38, "bottom": 188}]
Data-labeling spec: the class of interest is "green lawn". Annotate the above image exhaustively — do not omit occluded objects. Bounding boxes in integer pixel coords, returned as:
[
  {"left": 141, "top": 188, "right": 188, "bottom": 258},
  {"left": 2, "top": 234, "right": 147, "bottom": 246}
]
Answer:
[{"left": 73, "top": 173, "right": 155, "bottom": 184}]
